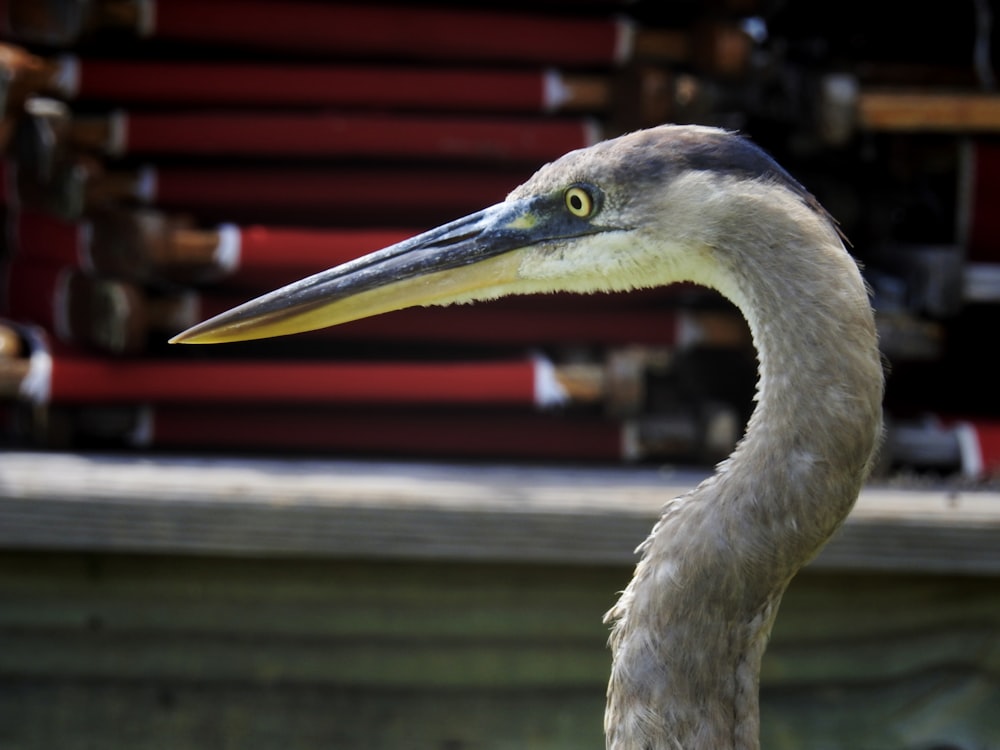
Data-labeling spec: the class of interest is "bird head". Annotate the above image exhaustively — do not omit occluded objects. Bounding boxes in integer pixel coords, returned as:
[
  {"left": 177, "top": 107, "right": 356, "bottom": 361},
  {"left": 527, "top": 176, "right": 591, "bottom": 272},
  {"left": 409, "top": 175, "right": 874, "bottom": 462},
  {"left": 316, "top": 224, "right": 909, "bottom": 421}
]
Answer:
[{"left": 170, "top": 124, "right": 817, "bottom": 345}]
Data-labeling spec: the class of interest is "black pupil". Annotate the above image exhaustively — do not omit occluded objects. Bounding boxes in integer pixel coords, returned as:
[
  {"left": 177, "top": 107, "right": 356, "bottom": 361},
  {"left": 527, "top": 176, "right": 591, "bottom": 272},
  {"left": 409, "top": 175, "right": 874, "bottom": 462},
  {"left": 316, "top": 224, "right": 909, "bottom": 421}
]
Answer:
[{"left": 570, "top": 193, "right": 584, "bottom": 212}]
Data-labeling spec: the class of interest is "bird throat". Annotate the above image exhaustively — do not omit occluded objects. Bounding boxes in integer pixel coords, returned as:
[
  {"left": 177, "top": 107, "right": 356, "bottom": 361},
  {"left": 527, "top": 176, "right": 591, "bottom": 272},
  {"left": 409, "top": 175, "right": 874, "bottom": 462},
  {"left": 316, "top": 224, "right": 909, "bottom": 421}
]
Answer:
[{"left": 605, "top": 230, "right": 883, "bottom": 750}]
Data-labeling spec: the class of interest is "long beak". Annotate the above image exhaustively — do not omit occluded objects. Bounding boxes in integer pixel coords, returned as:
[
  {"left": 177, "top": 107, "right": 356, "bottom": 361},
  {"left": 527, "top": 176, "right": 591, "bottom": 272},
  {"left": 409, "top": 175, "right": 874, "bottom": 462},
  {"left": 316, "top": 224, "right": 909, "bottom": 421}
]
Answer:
[{"left": 171, "top": 197, "right": 559, "bottom": 344}]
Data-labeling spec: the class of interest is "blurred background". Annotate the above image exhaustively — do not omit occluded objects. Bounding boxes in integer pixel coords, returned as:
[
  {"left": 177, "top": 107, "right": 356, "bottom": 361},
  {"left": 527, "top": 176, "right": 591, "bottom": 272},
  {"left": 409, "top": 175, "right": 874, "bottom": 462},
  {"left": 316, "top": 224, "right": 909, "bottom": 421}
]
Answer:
[
  {"left": 2, "top": 0, "right": 1000, "bottom": 471},
  {"left": 0, "top": 1, "right": 998, "bottom": 748}
]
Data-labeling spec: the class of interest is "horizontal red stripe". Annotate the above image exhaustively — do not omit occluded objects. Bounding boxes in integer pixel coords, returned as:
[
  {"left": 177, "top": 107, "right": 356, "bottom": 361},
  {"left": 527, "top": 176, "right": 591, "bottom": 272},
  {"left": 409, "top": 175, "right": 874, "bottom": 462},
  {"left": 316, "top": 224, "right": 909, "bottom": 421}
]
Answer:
[
  {"left": 233, "top": 226, "right": 415, "bottom": 283},
  {"left": 123, "top": 112, "right": 590, "bottom": 162},
  {"left": 148, "top": 405, "right": 625, "bottom": 461},
  {"left": 12, "top": 212, "right": 86, "bottom": 266},
  {"left": 153, "top": 1, "right": 622, "bottom": 65},
  {"left": 150, "top": 166, "right": 529, "bottom": 219},
  {"left": 2, "top": 259, "right": 62, "bottom": 331},
  {"left": 78, "top": 60, "right": 549, "bottom": 111},
  {"left": 966, "top": 141, "right": 1000, "bottom": 262},
  {"left": 974, "top": 421, "right": 1000, "bottom": 472},
  {"left": 48, "top": 358, "right": 539, "bottom": 406}
]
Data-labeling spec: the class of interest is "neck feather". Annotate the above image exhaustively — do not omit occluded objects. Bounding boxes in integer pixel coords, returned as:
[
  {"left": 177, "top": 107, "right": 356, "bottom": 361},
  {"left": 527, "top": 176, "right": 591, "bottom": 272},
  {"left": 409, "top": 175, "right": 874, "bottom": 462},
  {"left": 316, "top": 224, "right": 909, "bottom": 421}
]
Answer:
[{"left": 604, "top": 197, "right": 883, "bottom": 750}]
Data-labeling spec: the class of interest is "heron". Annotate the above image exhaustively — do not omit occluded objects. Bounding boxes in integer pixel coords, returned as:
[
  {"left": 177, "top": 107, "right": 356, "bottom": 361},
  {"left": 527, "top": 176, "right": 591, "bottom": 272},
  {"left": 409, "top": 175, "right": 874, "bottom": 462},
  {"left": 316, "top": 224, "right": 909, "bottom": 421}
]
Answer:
[{"left": 171, "top": 124, "right": 884, "bottom": 750}]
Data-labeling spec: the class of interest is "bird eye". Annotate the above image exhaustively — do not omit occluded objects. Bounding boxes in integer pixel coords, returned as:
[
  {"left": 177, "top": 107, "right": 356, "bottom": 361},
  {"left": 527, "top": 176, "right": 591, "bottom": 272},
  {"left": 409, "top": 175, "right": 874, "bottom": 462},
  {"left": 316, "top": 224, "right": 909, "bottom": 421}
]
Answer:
[{"left": 564, "top": 186, "right": 595, "bottom": 218}]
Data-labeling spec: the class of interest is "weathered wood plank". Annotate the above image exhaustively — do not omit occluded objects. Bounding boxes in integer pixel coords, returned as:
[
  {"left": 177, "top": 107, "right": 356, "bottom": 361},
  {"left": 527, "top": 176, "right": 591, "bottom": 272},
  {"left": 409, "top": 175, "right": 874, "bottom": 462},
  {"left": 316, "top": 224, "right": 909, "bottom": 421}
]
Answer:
[
  {"left": 858, "top": 90, "right": 1000, "bottom": 132},
  {"left": 0, "top": 552, "right": 997, "bottom": 750},
  {"left": 1, "top": 452, "right": 998, "bottom": 573},
  {"left": 1, "top": 680, "right": 607, "bottom": 750}
]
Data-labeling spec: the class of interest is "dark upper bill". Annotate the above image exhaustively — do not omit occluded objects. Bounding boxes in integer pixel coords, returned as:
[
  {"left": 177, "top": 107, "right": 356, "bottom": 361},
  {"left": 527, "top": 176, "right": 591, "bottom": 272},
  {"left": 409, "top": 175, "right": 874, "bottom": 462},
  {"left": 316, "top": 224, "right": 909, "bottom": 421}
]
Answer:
[
  {"left": 170, "top": 190, "right": 603, "bottom": 344},
  {"left": 172, "top": 202, "right": 526, "bottom": 344}
]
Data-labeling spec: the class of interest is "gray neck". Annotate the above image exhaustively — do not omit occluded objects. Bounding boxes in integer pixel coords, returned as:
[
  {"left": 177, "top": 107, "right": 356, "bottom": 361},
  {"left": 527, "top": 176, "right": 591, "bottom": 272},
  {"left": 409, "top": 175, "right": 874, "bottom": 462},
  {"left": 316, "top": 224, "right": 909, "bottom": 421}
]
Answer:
[{"left": 604, "top": 218, "right": 883, "bottom": 750}]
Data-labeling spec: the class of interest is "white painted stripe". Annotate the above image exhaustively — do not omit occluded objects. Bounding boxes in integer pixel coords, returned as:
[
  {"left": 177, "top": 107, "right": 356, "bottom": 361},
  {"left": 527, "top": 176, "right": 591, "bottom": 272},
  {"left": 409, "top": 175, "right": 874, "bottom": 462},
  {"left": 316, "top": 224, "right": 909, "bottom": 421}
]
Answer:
[
  {"left": 106, "top": 109, "right": 128, "bottom": 156},
  {"left": 613, "top": 17, "right": 636, "bottom": 65},
  {"left": 214, "top": 223, "right": 242, "bottom": 274},
  {"left": 954, "top": 421, "right": 984, "bottom": 478},
  {"left": 129, "top": 405, "right": 155, "bottom": 447},
  {"left": 138, "top": 0, "right": 156, "bottom": 36},
  {"left": 582, "top": 117, "right": 602, "bottom": 147},
  {"left": 19, "top": 326, "right": 53, "bottom": 405},
  {"left": 533, "top": 356, "right": 569, "bottom": 407},
  {"left": 135, "top": 166, "right": 157, "bottom": 203},
  {"left": 76, "top": 221, "right": 94, "bottom": 271},
  {"left": 542, "top": 69, "right": 570, "bottom": 112},
  {"left": 53, "top": 55, "right": 80, "bottom": 98}
]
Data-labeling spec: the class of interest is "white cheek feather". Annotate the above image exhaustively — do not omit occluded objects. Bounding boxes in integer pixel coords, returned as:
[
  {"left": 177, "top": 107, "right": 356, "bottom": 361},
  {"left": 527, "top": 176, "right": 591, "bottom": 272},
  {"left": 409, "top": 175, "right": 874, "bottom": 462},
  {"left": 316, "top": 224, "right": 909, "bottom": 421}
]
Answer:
[{"left": 515, "top": 232, "right": 720, "bottom": 296}]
